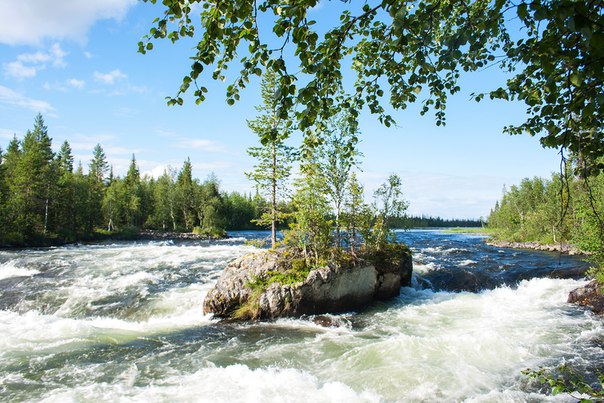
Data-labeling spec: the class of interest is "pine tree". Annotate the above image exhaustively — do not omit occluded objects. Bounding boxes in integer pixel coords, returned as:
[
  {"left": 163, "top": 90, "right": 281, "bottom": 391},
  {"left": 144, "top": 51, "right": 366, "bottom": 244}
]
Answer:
[
  {"left": 176, "top": 158, "right": 195, "bottom": 230},
  {"left": 246, "top": 69, "right": 294, "bottom": 248}
]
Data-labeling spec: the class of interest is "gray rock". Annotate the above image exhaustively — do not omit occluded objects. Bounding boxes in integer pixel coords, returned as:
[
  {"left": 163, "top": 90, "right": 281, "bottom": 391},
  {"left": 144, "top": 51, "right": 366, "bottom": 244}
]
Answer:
[
  {"left": 203, "top": 248, "right": 413, "bottom": 320},
  {"left": 568, "top": 280, "right": 604, "bottom": 314}
]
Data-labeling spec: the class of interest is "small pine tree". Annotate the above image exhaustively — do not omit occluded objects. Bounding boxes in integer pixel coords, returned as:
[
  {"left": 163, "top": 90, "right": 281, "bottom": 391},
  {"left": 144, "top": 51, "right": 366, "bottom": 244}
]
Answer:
[{"left": 246, "top": 69, "right": 295, "bottom": 248}]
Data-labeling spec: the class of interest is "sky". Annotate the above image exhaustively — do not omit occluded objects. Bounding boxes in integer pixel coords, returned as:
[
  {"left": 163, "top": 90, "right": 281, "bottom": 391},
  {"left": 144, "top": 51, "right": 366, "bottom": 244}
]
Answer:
[{"left": 0, "top": 1, "right": 563, "bottom": 219}]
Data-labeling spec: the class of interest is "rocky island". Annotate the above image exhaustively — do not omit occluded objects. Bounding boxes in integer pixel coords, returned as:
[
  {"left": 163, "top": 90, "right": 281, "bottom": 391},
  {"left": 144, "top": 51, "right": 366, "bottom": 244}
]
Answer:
[{"left": 203, "top": 245, "right": 413, "bottom": 320}]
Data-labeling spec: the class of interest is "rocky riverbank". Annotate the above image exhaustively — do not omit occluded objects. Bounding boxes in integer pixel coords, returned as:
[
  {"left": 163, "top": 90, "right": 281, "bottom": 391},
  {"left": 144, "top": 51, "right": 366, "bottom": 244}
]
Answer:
[
  {"left": 135, "top": 229, "right": 225, "bottom": 241},
  {"left": 486, "top": 240, "right": 586, "bottom": 255},
  {"left": 203, "top": 246, "right": 413, "bottom": 320}
]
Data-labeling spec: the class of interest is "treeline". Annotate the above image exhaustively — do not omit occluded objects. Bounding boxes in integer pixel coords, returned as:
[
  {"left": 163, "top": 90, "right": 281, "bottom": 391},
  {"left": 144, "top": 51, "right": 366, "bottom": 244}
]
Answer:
[
  {"left": 394, "top": 215, "right": 482, "bottom": 228},
  {"left": 0, "top": 114, "right": 267, "bottom": 246},
  {"left": 487, "top": 169, "right": 604, "bottom": 254}
]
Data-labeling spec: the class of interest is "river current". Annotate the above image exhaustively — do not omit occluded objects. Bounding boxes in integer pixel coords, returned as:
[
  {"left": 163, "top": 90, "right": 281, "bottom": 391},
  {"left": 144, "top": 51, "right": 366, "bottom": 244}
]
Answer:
[{"left": 0, "top": 230, "right": 602, "bottom": 402}]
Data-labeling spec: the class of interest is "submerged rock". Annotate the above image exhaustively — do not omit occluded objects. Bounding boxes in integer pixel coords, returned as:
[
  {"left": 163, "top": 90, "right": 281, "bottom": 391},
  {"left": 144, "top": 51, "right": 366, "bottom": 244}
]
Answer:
[
  {"left": 568, "top": 280, "right": 604, "bottom": 315},
  {"left": 203, "top": 247, "right": 413, "bottom": 320}
]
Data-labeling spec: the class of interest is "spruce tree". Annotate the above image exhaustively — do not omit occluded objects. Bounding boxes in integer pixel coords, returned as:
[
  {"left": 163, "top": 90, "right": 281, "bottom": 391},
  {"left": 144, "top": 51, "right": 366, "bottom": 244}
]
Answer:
[
  {"left": 55, "top": 141, "right": 76, "bottom": 234},
  {"left": 10, "top": 115, "right": 56, "bottom": 236},
  {"left": 124, "top": 155, "right": 142, "bottom": 226},
  {"left": 57, "top": 141, "right": 74, "bottom": 173},
  {"left": 176, "top": 158, "right": 195, "bottom": 230},
  {"left": 86, "top": 144, "right": 108, "bottom": 231}
]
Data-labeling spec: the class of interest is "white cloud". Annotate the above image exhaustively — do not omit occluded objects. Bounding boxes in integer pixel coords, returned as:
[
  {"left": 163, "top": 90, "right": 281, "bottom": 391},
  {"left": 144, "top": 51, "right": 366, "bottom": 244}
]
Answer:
[
  {"left": 44, "top": 78, "right": 86, "bottom": 92},
  {"left": 4, "top": 61, "right": 37, "bottom": 79},
  {"left": 0, "top": 0, "right": 137, "bottom": 45},
  {"left": 17, "top": 51, "right": 50, "bottom": 64},
  {"left": 0, "top": 85, "right": 55, "bottom": 114},
  {"left": 67, "top": 79, "right": 85, "bottom": 89},
  {"left": 49, "top": 43, "right": 68, "bottom": 67},
  {"left": 4, "top": 43, "right": 67, "bottom": 80},
  {"left": 144, "top": 164, "right": 171, "bottom": 179},
  {"left": 94, "top": 69, "right": 127, "bottom": 85},
  {"left": 177, "top": 139, "right": 225, "bottom": 153}
]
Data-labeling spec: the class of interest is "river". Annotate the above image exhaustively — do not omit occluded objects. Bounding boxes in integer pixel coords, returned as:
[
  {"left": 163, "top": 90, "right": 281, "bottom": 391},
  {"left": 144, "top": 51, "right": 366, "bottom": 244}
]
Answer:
[{"left": 0, "top": 230, "right": 601, "bottom": 402}]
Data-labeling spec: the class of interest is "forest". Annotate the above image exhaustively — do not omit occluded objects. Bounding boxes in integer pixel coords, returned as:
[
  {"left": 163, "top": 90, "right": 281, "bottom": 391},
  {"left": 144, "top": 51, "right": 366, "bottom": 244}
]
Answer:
[
  {"left": 0, "top": 114, "right": 268, "bottom": 246},
  {"left": 487, "top": 164, "right": 604, "bottom": 279},
  {"left": 0, "top": 110, "right": 421, "bottom": 249}
]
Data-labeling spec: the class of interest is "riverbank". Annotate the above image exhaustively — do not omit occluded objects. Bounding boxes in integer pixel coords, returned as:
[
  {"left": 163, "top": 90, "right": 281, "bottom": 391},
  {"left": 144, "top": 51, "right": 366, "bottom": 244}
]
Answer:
[
  {"left": 0, "top": 228, "right": 227, "bottom": 249},
  {"left": 486, "top": 239, "right": 586, "bottom": 255}
]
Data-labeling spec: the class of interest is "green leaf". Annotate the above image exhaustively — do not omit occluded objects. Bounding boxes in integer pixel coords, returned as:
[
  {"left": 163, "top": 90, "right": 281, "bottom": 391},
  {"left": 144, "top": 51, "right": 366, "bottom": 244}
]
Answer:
[{"left": 517, "top": 3, "right": 527, "bottom": 20}]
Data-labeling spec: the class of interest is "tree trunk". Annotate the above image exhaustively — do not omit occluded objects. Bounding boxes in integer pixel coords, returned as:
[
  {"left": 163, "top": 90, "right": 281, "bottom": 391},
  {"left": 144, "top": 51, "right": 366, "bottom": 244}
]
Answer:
[
  {"left": 271, "top": 143, "right": 277, "bottom": 248},
  {"left": 44, "top": 196, "right": 49, "bottom": 234}
]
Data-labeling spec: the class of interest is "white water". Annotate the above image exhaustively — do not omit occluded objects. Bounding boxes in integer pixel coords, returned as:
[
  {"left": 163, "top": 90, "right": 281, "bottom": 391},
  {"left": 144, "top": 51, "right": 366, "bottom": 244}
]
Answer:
[{"left": 0, "top": 234, "right": 602, "bottom": 402}]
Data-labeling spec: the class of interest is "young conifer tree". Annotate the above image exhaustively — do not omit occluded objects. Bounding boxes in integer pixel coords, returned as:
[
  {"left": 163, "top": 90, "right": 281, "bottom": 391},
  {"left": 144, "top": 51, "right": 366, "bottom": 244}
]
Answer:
[{"left": 246, "top": 69, "right": 294, "bottom": 248}]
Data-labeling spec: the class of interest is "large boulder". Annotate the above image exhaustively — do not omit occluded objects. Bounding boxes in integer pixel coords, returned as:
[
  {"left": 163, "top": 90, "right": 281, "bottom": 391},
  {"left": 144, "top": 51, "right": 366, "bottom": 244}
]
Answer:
[
  {"left": 568, "top": 280, "right": 604, "bottom": 314},
  {"left": 203, "top": 247, "right": 413, "bottom": 320}
]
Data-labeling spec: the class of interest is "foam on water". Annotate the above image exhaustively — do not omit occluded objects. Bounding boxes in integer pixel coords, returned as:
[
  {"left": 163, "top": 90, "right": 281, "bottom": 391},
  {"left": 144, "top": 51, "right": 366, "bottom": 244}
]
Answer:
[
  {"left": 0, "top": 260, "right": 40, "bottom": 280},
  {"left": 0, "top": 233, "right": 601, "bottom": 402},
  {"left": 36, "top": 364, "right": 382, "bottom": 403}
]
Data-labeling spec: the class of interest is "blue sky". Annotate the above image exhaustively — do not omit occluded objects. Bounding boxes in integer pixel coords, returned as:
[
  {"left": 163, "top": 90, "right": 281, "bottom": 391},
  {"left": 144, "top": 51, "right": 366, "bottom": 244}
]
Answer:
[{"left": 0, "top": 1, "right": 562, "bottom": 219}]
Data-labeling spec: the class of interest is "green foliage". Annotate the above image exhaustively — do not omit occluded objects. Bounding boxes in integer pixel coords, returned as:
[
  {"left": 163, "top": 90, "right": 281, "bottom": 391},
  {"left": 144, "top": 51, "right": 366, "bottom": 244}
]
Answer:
[
  {"left": 234, "top": 255, "right": 313, "bottom": 319},
  {"left": 370, "top": 174, "right": 409, "bottom": 250},
  {"left": 0, "top": 115, "right": 273, "bottom": 246},
  {"left": 140, "top": 0, "right": 603, "bottom": 173},
  {"left": 341, "top": 172, "right": 373, "bottom": 254},
  {"left": 488, "top": 172, "right": 604, "bottom": 250},
  {"left": 396, "top": 216, "right": 483, "bottom": 229},
  {"left": 192, "top": 226, "right": 227, "bottom": 238},
  {"left": 319, "top": 111, "right": 361, "bottom": 248},
  {"left": 246, "top": 69, "right": 295, "bottom": 248},
  {"left": 488, "top": 167, "right": 604, "bottom": 280},
  {"left": 284, "top": 149, "right": 333, "bottom": 268},
  {"left": 523, "top": 365, "right": 604, "bottom": 401}
]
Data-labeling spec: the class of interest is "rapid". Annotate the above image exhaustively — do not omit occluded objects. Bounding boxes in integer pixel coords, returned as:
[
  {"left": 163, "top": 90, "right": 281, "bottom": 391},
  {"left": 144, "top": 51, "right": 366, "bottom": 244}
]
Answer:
[{"left": 0, "top": 230, "right": 602, "bottom": 402}]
